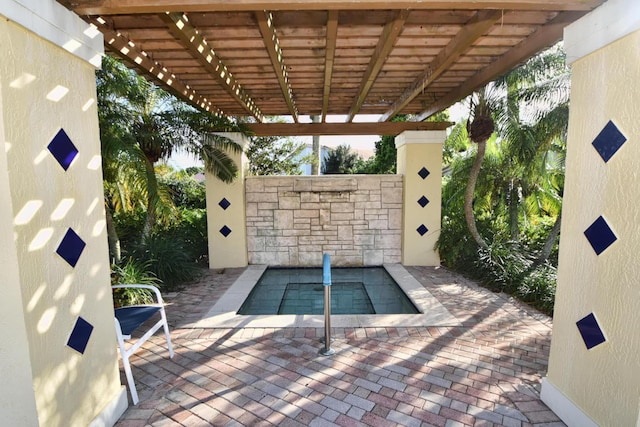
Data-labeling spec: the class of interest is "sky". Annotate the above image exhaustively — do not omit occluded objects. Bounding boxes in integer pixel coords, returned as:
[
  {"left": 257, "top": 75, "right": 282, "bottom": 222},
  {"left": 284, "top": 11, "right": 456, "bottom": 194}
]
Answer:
[{"left": 167, "top": 107, "right": 467, "bottom": 170}]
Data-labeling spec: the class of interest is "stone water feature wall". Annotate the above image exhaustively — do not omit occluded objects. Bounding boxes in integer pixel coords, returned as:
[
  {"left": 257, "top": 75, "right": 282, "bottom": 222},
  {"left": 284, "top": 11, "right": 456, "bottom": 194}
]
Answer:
[{"left": 245, "top": 175, "right": 403, "bottom": 266}]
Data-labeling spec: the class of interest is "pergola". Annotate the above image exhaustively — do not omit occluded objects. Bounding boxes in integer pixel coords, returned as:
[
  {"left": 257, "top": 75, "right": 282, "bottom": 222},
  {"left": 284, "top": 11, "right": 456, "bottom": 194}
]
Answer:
[{"left": 58, "top": 0, "right": 604, "bottom": 135}]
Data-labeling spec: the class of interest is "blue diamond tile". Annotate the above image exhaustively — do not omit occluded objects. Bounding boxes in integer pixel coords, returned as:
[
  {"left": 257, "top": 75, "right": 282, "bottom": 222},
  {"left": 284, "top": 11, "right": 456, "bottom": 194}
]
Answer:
[
  {"left": 219, "top": 225, "right": 232, "bottom": 237},
  {"left": 576, "top": 313, "right": 606, "bottom": 350},
  {"left": 418, "top": 167, "right": 430, "bottom": 180},
  {"left": 67, "top": 316, "right": 94, "bottom": 354},
  {"left": 592, "top": 120, "right": 627, "bottom": 163},
  {"left": 47, "top": 128, "right": 78, "bottom": 171},
  {"left": 417, "top": 224, "right": 428, "bottom": 236},
  {"left": 418, "top": 196, "right": 430, "bottom": 208},
  {"left": 56, "top": 228, "right": 86, "bottom": 267},
  {"left": 218, "top": 197, "right": 231, "bottom": 210},
  {"left": 584, "top": 216, "right": 617, "bottom": 255}
]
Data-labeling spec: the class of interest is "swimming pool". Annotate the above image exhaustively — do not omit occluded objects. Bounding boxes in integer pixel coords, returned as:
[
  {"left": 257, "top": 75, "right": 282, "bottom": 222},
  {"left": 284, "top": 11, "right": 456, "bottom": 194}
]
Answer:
[
  {"left": 237, "top": 267, "right": 419, "bottom": 315},
  {"left": 193, "top": 264, "right": 460, "bottom": 328}
]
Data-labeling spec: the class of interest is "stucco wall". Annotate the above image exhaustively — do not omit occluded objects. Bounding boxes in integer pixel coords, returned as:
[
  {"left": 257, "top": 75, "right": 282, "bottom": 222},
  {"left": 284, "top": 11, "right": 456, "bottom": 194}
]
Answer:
[
  {"left": 246, "top": 175, "right": 403, "bottom": 266},
  {"left": 206, "top": 133, "right": 249, "bottom": 269},
  {"left": 544, "top": 28, "right": 640, "bottom": 426},
  {"left": 1, "top": 18, "right": 122, "bottom": 427}
]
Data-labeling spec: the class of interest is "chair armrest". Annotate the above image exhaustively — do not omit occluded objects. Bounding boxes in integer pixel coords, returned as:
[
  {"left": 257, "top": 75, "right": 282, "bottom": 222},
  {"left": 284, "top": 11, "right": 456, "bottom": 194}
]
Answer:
[{"left": 112, "top": 284, "right": 164, "bottom": 305}]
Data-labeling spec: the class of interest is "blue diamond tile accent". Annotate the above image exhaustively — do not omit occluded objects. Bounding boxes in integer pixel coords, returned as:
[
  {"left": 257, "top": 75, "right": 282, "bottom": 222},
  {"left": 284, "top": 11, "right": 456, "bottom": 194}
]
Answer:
[
  {"left": 56, "top": 228, "right": 86, "bottom": 267},
  {"left": 592, "top": 120, "right": 627, "bottom": 162},
  {"left": 47, "top": 128, "right": 78, "bottom": 171},
  {"left": 417, "top": 196, "right": 430, "bottom": 208},
  {"left": 584, "top": 216, "right": 617, "bottom": 255},
  {"left": 417, "top": 224, "right": 428, "bottom": 236},
  {"left": 576, "top": 313, "right": 606, "bottom": 350},
  {"left": 218, "top": 197, "right": 231, "bottom": 210},
  {"left": 219, "top": 225, "right": 232, "bottom": 237},
  {"left": 418, "top": 167, "right": 430, "bottom": 180},
  {"left": 67, "top": 316, "right": 94, "bottom": 354}
]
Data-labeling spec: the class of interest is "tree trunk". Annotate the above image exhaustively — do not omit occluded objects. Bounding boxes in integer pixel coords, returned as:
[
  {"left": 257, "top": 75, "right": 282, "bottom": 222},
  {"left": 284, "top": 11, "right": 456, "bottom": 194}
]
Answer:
[
  {"left": 464, "top": 140, "right": 489, "bottom": 249},
  {"left": 104, "top": 201, "right": 121, "bottom": 264},
  {"left": 311, "top": 115, "right": 320, "bottom": 175},
  {"left": 141, "top": 157, "right": 158, "bottom": 242},
  {"left": 534, "top": 211, "right": 562, "bottom": 266},
  {"left": 508, "top": 180, "right": 519, "bottom": 241}
]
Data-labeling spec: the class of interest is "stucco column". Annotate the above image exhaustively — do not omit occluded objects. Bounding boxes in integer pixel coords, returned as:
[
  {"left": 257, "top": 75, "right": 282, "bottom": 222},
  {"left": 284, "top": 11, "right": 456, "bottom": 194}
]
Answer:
[
  {"left": 395, "top": 130, "right": 445, "bottom": 266},
  {"left": 1, "top": 1, "right": 127, "bottom": 426},
  {"left": 206, "top": 132, "right": 250, "bottom": 268},
  {"left": 540, "top": 1, "right": 640, "bottom": 426}
]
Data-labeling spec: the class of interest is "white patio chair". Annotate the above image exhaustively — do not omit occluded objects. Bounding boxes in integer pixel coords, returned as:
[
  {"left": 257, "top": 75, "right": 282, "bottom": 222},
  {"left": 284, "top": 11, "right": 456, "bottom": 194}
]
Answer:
[{"left": 112, "top": 284, "right": 174, "bottom": 405}]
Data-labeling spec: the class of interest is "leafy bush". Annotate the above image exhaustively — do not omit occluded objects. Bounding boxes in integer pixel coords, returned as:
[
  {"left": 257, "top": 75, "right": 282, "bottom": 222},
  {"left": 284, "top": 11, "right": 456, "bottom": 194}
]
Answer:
[
  {"left": 474, "top": 241, "right": 533, "bottom": 293},
  {"left": 131, "top": 233, "right": 202, "bottom": 290},
  {"left": 516, "top": 263, "right": 557, "bottom": 314},
  {"left": 111, "top": 258, "right": 162, "bottom": 307}
]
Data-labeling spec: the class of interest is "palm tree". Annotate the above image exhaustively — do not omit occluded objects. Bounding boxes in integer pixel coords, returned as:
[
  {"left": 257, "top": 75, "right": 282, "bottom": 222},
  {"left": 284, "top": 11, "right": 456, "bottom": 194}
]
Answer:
[
  {"left": 97, "top": 55, "right": 248, "bottom": 258},
  {"left": 463, "top": 87, "right": 496, "bottom": 249}
]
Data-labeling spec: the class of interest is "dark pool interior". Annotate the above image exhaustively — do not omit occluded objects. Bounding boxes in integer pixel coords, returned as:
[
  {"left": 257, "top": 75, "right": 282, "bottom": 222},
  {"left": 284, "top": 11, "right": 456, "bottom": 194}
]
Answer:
[{"left": 237, "top": 267, "right": 419, "bottom": 315}]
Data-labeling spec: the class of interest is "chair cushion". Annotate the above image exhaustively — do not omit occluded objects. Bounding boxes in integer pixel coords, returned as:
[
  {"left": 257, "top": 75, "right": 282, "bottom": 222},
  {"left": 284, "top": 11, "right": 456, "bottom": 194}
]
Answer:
[{"left": 115, "top": 306, "right": 161, "bottom": 336}]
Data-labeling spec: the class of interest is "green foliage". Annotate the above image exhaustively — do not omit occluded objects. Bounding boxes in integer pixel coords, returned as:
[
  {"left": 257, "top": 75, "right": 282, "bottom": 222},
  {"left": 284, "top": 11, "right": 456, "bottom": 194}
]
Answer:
[
  {"left": 131, "top": 233, "right": 202, "bottom": 290},
  {"left": 437, "top": 45, "right": 568, "bottom": 316},
  {"left": 159, "top": 171, "right": 207, "bottom": 209},
  {"left": 111, "top": 258, "right": 162, "bottom": 307},
  {"left": 322, "top": 145, "right": 364, "bottom": 174},
  {"left": 246, "top": 135, "right": 313, "bottom": 175}
]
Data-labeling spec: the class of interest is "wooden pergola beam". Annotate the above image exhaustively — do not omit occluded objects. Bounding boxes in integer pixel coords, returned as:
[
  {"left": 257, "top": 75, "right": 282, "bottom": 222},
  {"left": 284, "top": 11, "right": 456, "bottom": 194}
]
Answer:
[
  {"left": 346, "top": 9, "right": 410, "bottom": 122},
  {"left": 160, "top": 12, "right": 264, "bottom": 121},
  {"left": 379, "top": 9, "right": 503, "bottom": 122},
  {"left": 321, "top": 10, "right": 339, "bottom": 122},
  {"left": 67, "top": 1, "right": 604, "bottom": 15},
  {"left": 246, "top": 121, "right": 452, "bottom": 136},
  {"left": 414, "top": 11, "right": 585, "bottom": 121},
  {"left": 92, "top": 19, "right": 223, "bottom": 114},
  {"left": 256, "top": 11, "right": 299, "bottom": 122}
]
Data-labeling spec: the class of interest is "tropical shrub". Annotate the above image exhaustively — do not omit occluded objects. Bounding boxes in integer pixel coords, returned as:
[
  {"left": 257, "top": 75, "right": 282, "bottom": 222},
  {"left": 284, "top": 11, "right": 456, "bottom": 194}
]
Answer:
[{"left": 111, "top": 258, "right": 162, "bottom": 307}]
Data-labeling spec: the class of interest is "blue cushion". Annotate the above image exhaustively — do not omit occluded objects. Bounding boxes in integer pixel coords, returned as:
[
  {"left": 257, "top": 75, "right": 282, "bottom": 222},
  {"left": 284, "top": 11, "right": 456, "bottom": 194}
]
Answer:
[{"left": 115, "top": 306, "right": 161, "bottom": 336}]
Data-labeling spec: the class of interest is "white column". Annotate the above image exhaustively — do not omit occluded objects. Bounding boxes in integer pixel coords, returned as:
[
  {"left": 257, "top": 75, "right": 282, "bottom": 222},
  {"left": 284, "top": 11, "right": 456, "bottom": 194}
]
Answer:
[
  {"left": 395, "top": 130, "right": 445, "bottom": 266},
  {"left": 206, "top": 132, "right": 250, "bottom": 268},
  {"left": 542, "top": 0, "right": 640, "bottom": 425}
]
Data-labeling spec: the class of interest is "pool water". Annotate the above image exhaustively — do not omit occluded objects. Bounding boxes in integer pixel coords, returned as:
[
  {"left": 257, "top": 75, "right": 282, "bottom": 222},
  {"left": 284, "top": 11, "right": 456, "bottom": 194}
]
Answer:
[{"left": 237, "top": 267, "right": 419, "bottom": 315}]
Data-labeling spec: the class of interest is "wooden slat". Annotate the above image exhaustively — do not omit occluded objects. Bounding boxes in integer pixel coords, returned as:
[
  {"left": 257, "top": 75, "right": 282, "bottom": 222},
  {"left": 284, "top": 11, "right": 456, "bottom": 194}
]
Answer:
[
  {"left": 92, "top": 19, "right": 223, "bottom": 115},
  {"left": 414, "top": 11, "right": 585, "bottom": 120},
  {"left": 379, "top": 9, "right": 502, "bottom": 122},
  {"left": 246, "top": 121, "right": 452, "bottom": 136},
  {"left": 346, "top": 9, "right": 410, "bottom": 122},
  {"left": 68, "top": 0, "right": 604, "bottom": 15},
  {"left": 321, "top": 10, "right": 339, "bottom": 122},
  {"left": 160, "top": 12, "right": 264, "bottom": 121},
  {"left": 256, "top": 11, "right": 299, "bottom": 122}
]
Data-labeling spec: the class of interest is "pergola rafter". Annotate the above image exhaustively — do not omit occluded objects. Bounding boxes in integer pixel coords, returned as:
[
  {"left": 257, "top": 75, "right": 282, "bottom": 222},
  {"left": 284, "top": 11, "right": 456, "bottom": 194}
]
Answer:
[
  {"left": 345, "top": 9, "right": 410, "bottom": 122},
  {"left": 379, "top": 9, "right": 503, "bottom": 122},
  {"left": 91, "top": 18, "right": 222, "bottom": 114},
  {"left": 67, "top": 0, "right": 605, "bottom": 15},
  {"left": 58, "top": 0, "right": 605, "bottom": 127},
  {"left": 256, "top": 10, "right": 299, "bottom": 122},
  {"left": 414, "top": 10, "right": 584, "bottom": 121},
  {"left": 160, "top": 12, "right": 264, "bottom": 122},
  {"left": 321, "top": 10, "right": 338, "bottom": 122}
]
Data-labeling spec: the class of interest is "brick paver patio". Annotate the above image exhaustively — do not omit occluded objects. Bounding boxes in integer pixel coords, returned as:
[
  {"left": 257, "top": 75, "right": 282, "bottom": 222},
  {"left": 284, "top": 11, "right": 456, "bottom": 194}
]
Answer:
[{"left": 114, "top": 266, "right": 563, "bottom": 427}]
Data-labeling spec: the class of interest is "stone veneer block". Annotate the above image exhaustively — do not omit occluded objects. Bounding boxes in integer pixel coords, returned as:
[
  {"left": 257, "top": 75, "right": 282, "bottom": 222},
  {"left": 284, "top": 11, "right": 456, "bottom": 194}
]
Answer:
[{"left": 246, "top": 175, "right": 403, "bottom": 266}]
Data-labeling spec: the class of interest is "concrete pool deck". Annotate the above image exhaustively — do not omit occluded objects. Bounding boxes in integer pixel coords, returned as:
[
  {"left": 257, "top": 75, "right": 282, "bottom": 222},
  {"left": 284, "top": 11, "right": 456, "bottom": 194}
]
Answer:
[
  {"left": 114, "top": 265, "right": 562, "bottom": 426},
  {"left": 192, "top": 264, "right": 460, "bottom": 329}
]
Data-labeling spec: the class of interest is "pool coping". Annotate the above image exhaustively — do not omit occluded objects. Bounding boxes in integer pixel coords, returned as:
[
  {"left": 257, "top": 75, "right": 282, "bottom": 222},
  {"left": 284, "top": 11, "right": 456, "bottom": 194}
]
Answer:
[{"left": 192, "top": 264, "right": 461, "bottom": 328}]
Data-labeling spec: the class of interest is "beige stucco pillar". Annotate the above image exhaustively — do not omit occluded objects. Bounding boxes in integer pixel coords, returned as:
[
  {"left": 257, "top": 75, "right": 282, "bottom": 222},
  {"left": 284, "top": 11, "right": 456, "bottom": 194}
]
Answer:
[
  {"left": 1, "top": 1, "right": 127, "bottom": 426},
  {"left": 540, "top": 1, "right": 640, "bottom": 426},
  {"left": 206, "top": 132, "right": 250, "bottom": 268},
  {"left": 395, "top": 130, "right": 445, "bottom": 266}
]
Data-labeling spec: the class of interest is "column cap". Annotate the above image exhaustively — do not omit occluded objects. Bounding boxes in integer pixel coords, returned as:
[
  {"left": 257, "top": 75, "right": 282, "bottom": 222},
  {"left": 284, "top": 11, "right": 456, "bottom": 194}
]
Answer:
[
  {"left": 565, "top": 0, "right": 640, "bottom": 65},
  {"left": 395, "top": 130, "right": 446, "bottom": 149}
]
